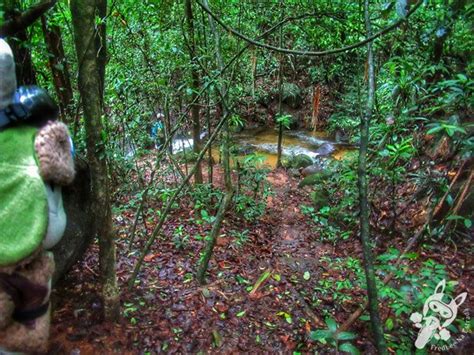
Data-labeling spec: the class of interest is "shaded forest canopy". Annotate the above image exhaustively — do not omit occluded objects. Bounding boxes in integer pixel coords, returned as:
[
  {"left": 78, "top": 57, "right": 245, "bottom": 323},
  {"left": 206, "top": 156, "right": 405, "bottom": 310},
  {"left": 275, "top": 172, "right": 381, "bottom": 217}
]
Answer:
[{"left": 0, "top": 0, "right": 473, "bottom": 353}]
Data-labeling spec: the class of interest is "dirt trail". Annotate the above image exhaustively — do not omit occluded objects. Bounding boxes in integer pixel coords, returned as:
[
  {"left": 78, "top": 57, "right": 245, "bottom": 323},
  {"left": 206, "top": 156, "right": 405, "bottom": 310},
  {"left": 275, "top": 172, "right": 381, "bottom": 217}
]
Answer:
[
  {"left": 267, "top": 170, "right": 328, "bottom": 270},
  {"left": 50, "top": 169, "right": 333, "bottom": 353}
]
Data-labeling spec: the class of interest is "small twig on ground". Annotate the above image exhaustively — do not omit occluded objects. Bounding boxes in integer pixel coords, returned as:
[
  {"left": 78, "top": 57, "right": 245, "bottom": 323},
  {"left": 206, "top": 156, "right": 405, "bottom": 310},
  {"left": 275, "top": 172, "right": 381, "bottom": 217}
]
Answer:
[
  {"left": 433, "top": 161, "right": 466, "bottom": 218},
  {"left": 249, "top": 268, "right": 272, "bottom": 299},
  {"left": 441, "top": 167, "right": 473, "bottom": 236}
]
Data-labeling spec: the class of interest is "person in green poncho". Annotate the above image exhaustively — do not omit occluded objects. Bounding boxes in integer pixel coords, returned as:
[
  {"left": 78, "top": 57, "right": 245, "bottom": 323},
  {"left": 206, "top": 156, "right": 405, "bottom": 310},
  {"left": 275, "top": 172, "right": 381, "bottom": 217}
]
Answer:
[{"left": 0, "top": 38, "right": 75, "bottom": 353}]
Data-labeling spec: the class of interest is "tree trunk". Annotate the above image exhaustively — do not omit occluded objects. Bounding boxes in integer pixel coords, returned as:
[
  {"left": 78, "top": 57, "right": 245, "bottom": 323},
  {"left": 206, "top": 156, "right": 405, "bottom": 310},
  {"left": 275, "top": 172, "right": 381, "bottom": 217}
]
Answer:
[
  {"left": 359, "top": 1, "right": 388, "bottom": 353},
  {"left": 40, "top": 13, "right": 73, "bottom": 120},
  {"left": 70, "top": 0, "right": 120, "bottom": 322},
  {"left": 184, "top": 0, "right": 203, "bottom": 184},
  {"left": 197, "top": 0, "right": 234, "bottom": 284},
  {"left": 95, "top": 0, "right": 107, "bottom": 102},
  {"left": 276, "top": 0, "right": 284, "bottom": 168},
  {"left": 251, "top": 51, "right": 257, "bottom": 98}
]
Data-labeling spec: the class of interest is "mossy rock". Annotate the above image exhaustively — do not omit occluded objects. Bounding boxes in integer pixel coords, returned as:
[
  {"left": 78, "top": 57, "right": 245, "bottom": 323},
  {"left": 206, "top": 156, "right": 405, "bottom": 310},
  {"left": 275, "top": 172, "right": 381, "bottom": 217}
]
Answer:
[
  {"left": 301, "top": 164, "right": 324, "bottom": 177},
  {"left": 292, "top": 154, "right": 313, "bottom": 169},
  {"left": 283, "top": 154, "right": 313, "bottom": 169},
  {"left": 298, "top": 170, "right": 332, "bottom": 188}
]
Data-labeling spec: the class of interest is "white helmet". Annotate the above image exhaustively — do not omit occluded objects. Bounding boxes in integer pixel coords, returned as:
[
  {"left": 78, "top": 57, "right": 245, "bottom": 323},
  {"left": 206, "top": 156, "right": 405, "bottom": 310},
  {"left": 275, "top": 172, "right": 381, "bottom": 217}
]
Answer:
[{"left": 0, "top": 39, "right": 17, "bottom": 110}]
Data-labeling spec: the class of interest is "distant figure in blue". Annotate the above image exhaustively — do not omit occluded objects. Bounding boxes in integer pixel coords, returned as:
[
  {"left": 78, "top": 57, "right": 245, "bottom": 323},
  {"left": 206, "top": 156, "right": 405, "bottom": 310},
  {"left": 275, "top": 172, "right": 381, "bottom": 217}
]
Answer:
[{"left": 151, "top": 113, "right": 165, "bottom": 149}]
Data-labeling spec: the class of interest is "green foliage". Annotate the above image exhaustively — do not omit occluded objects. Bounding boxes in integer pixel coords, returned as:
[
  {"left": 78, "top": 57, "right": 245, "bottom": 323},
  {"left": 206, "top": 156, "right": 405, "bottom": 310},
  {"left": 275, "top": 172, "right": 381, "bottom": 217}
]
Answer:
[
  {"left": 229, "top": 229, "right": 250, "bottom": 248},
  {"left": 234, "top": 154, "right": 272, "bottom": 221},
  {"left": 189, "top": 183, "right": 223, "bottom": 211},
  {"left": 310, "top": 317, "right": 359, "bottom": 354},
  {"left": 172, "top": 225, "right": 189, "bottom": 250},
  {"left": 276, "top": 114, "right": 292, "bottom": 130},
  {"left": 300, "top": 152, "right": 359, "bottom": 243},
  {"left": 14, "top": 0, "right": 473, "bottom": 350},
  {"left": 229, "top": 114, "right": 245, "bottom": 131},
  {"left": 426, "top": 119, "right": 467, "bottom": 137}
]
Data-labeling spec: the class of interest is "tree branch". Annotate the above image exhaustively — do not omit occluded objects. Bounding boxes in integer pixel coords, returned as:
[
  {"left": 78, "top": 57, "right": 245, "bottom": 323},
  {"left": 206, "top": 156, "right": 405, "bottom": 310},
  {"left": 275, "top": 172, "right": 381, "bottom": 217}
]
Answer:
[
  {"left": 196, "top": 0, "right": 423, "bottom": 57},
  {"left": 1, "top": 0, "right": 58, "bottom": 37}
]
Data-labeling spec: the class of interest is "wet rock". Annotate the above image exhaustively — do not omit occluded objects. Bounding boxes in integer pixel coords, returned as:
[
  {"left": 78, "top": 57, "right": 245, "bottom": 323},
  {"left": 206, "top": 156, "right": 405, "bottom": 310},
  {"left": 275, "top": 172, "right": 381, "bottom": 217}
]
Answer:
[
  {"left": 285, "top": 154, "right": 313, "bottom": 169},
  {"left": 301, "top": 164, "right": 324, "bottom": 177},
  {"left": 233, "top": 143, "right": 256, "bottom": 156},
  {"left": 315, "top": 142, "right": 336, "bottom": 156}
]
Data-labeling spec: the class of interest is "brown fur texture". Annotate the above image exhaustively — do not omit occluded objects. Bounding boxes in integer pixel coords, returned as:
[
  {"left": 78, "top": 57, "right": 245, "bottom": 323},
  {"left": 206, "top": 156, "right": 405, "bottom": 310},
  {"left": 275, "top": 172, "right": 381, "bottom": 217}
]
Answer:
[
  {"left": 0, "top": 252, "right": 54, "bottom": 353},
  {"left": 0, "top": 292, "right": 14, "bottom": 330},
  {"left": 35, "top": 121, "right": 75, "bottom": 186}
]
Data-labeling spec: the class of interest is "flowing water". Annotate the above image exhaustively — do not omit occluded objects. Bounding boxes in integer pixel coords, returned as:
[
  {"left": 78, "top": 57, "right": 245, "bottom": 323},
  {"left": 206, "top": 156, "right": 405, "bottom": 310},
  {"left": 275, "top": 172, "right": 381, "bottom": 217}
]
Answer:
[{"left": 173, "top": 127, "right": 352, "bottom": 168}]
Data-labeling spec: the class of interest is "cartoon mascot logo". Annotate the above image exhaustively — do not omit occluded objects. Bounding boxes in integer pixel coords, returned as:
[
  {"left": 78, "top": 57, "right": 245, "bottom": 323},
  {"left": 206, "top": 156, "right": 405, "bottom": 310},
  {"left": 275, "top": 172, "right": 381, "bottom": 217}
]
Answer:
[{"left": 410, "top": 279, "right": 467, "bottom": 349}]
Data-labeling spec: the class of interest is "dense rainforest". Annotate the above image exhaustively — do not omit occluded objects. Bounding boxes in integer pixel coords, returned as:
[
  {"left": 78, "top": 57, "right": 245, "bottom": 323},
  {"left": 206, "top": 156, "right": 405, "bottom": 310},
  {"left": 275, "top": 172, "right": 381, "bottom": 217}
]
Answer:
[{"left": 0, "top": 0, "right": 472, "bottom": 353}]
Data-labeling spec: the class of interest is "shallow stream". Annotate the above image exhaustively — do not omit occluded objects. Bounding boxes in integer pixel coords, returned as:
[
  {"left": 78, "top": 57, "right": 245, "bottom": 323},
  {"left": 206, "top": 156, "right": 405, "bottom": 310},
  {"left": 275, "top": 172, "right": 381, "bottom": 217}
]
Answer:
[{"left": 173, "top": 127, "right": 351, "bottom": 168}]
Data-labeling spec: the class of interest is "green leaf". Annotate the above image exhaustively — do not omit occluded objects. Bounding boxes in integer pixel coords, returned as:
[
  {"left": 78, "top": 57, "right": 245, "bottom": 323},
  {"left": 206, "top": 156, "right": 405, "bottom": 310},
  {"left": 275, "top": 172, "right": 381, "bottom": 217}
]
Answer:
[
  {"left": 249, "top": 269, "right": 272, "bottom": 294},
  {"left": 396, "top": 0, "right": 408, "bottom": 18},
  {"left": 212, "top": 329, "right": 223, "bottom": 348},
  {"left": 446, "top": 194, "right": 454, "bottom": 206},
  {"left": 426, "top": 126, "right": 444, "bottom": 135},
  {"left": 339, "top": 342, "right": 360, "bottom": 355},
  {"left": 236, "top": 310, "right": 246, "bottom": 317},
  {"left": 446, "top": 215, "right": 464, "bottom": 221},
  {"left": 464, "top": 219, "right": 472, "bottom": 228},
  {"left": 325, "top": 317, "right": 338, "bottom": 332},
  {"left": 309, "top": 329, "right": 332, "bottom": 342},
  {"left": 385, "top": 317, "right": 394, "bottom": 331},
  {"left": 303, "top": 271, "right": 311, "bottom": 280},
  {"left": 337, "top": 331, "right": 357, "bottom": 341},
  {"left": 277, "top": 311, "right": 293, "bottom": 324}
]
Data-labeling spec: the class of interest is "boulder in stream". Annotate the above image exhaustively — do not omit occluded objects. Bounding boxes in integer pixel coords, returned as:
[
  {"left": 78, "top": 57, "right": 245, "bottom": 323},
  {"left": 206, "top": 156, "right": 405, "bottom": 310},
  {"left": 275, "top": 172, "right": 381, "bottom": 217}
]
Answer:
[
  {"left": 315, "top": 142, "right": 336, "bottom": 156},
  {"left": 232, "top": 143, "right": 256, "bottom": 156}
]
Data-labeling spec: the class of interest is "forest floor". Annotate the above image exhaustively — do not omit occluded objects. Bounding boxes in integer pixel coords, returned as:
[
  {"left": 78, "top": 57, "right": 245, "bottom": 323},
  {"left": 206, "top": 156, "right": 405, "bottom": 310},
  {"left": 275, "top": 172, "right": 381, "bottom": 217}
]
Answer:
[{"left": 49, "top": 161, "right": 473, "bottom": 354}]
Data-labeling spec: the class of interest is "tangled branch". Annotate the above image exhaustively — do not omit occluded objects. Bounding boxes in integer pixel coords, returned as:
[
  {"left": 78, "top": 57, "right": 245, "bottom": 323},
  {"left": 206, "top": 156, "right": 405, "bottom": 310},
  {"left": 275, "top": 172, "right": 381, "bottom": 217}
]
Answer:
[{"left": 196, "top": 0, "right": 423, "bottom": 57}]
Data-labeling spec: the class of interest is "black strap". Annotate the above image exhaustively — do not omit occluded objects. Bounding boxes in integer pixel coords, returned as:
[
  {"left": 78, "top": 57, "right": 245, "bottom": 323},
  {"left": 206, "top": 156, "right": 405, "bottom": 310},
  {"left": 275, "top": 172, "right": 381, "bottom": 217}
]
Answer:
[
  {"left": 0, "top": 110, "right": 11, "bottom": 129},
  {"left": 0, "top": 103, "right": 29, "bottom": 129},
  {"left": 13, "top": 301, "right": 50, "bottom": 323},
  {"left": 0, "top": 272, "right": 50, "bottom": 323}
]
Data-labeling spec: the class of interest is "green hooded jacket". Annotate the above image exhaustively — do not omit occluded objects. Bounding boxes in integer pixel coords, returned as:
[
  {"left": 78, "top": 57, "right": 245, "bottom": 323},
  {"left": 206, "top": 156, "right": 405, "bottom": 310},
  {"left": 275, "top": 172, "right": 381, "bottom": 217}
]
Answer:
[{"left": 0, "top": 125, "right": 48, "bottom": 266}]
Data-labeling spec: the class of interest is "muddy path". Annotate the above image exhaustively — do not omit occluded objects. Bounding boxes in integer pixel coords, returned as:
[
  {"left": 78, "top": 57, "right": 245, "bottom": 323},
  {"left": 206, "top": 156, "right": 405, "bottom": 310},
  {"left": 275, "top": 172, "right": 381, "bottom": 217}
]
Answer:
[{"left": 49, "top": 169, "right": 337, "bottom": 354}]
